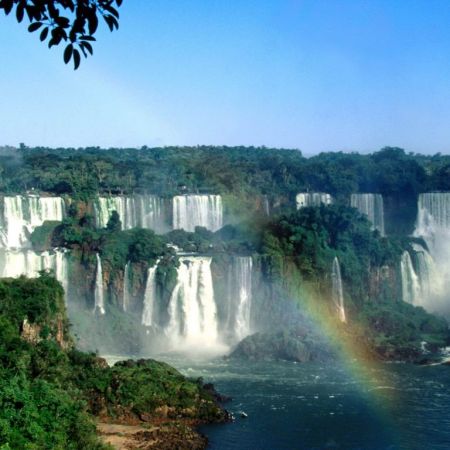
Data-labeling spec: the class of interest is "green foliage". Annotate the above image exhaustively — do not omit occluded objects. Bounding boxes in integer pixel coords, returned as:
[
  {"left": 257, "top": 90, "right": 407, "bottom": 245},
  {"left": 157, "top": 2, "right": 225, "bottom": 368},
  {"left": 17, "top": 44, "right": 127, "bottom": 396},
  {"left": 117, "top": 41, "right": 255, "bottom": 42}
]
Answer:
[
  {"left": 52, "top": 207, "right": 168, "bottom": 271},
  {"left": 106, "top": 210, "right": 121, "bottom": 232},
  {"left": 0, "top": 146, "right": 446, "bottom": 205},
  {"left": 357, "top": 300, "right": 449, "bottom": 359},
  {"left": 127, "top": 228, "right": 165, "bottom": 264},
  {"left": 30, "top": 221, "right": 61, "bottom": 252},
  {"left": 262, "top": 204, "right": 402, "bottom": 283},
  {"left": 0, "top": 376, "right": 103, "bottom": 450},
  {"left": 72, "top": 359, "right": 226, "bottom": 421},
  {"left": 0, "top": 274, "right": 65, "bottom": 331},
  {"left": 0, "top": 275, "right": 226, "bottom": 448},
  {"left": 0, "top": 275, "right": 105, "bottom": 449}
]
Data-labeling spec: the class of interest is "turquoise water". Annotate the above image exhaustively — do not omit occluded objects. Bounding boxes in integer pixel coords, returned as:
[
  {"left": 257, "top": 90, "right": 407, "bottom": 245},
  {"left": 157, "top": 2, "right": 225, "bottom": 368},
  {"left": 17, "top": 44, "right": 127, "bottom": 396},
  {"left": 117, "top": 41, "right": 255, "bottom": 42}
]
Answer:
[{"left": 163, "top": 357, "right": 450, "bottom": 450}]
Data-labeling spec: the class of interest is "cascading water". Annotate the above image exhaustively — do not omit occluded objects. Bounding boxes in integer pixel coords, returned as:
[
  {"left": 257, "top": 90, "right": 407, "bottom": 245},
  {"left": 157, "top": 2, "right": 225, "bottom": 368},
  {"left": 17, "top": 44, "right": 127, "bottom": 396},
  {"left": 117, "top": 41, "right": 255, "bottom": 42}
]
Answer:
[
  {"left": 172, "top": 195, "right": 223, "bottom": 232},
  {"left": 0, "top": 248, "right": 69, "bottom": 299},
  {"left": 94, "top": 253, "right": 105, "bottom": 315},
  {"left": 123, "top": 262, "right": 131, "bottom": 312},
  {"left": 400, "top": 251, "right": 422, "bottom": 306},
  {"left": 350, "top": 193, "right": 385, "bottom": 235},
  {"left": 0, "top": 195, "right": 65, "bottom": 248},
  {"left": 331, "top": 257, "right": 346, "bottom": 323},
  {"left": 141, "top": 263, "right": 158, "bottom": 327},
  {"left": 225, "top": 256, "right": 253, "bottom": 342},
  {"left": 54, "top": 250, "right": 69, "bottom": 301},
  {"left": 95, "top": 195, "right": 167, "bottom": 233},
  {"left": 165, "top": 256, "right": 220, "bottom": 349},
  {"left": 296, "top": 193, "right": 332, "bottom": 209},
  {"left": 29, "top": 196, "right": 65, "bottom": 226},
  {"left": 412, "top": 243, "right": 435, "bottom": 302},
  {"left": 409, "top": 192, "right": 450, "bottom": 313}
]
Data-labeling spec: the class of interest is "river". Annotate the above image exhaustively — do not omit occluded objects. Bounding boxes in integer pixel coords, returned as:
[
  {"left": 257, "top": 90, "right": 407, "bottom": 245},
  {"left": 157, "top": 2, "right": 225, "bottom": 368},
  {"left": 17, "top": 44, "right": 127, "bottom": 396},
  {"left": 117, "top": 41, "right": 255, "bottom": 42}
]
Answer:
[{"left": 161, "top": 356, "right": 450, "bottom": 450}]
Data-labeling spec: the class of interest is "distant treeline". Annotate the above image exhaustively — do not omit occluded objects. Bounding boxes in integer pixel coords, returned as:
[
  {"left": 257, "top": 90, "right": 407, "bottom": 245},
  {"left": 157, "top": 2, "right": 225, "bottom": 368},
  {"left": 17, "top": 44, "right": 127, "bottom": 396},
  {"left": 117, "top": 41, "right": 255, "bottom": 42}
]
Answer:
[{"left": 0, "top": 145, "right": 449, "bottom": 199}]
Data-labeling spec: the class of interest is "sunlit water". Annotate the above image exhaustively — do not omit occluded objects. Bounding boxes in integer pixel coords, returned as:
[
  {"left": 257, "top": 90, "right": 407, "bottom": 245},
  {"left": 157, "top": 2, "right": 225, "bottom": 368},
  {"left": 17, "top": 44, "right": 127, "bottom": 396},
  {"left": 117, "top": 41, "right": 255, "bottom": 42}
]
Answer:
[{"left": 104, "top": 355, "right": 450, "bottom": 450}]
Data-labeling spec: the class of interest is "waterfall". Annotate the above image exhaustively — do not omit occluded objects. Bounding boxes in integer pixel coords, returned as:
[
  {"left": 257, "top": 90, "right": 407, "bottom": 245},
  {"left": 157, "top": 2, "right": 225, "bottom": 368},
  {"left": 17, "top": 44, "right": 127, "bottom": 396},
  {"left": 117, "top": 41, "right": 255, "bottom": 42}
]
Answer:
[
  {"left": 412, "top": 244, "right": 435, "bottom": 301},
  {"left": 123, "top": 262, "right": 131, "bottom": 312},
  {"left": 54, "top": 250, "right": 69, "bottom": 300},
  {"left": 0, "top": 248, "right": 69, "bottom": 299},
  {"left": 94, "top": 195, "right": 167, "bottom": 233},
  {"left": 296, "top": 193, "right": 332, "bottom": 209},
  {"left": 172, "top": 195, "right": 223, "bottom": 232},
  {"left": 261, "top": 196, "right": 270, "bottom": 216},
  {"left": 94, "top": 254, "right": 105, "bottom": 315},
  {"left": 0, "top": 249, "right": 67, "bottom": 279},
  {"left": 417, "top": 193, "right": 450, "bottom": 229},
  {"left": 0, "top": 195, "right": 65, "bottom": 249},
  {"left": 141, "top": 263, "right": 158, "bottom": 326},
  {"left": 165, "top": 256, "right": 219, "bottom": 348},
  {"left": 400, "top": 251, "right": 422, "bottom": 306},
  {"left": 409, "top": 193, "right": 450, "bottom": 313},
  {"left": 331, "top": 257, "right": 346, "bottom": 323},
  {"left": 29, "top": 196, "right": 65, "bottom": 226},
  {"left": 350, "top": 193, "right": 385, "bottom": 235},
  {"left": 225, "top": 256, "right": 253, "bottom": 342}
]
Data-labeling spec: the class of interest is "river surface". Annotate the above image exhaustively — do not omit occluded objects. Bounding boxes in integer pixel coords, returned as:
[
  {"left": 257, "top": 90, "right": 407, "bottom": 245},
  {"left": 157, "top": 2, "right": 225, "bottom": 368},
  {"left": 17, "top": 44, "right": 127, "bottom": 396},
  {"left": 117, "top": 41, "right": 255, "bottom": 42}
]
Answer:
[
  {"left": 105, "top": 355, "right": 450, "bottom": 450},
  {"left": 164, "top": 356, "right": 450, "bottom": 450}
]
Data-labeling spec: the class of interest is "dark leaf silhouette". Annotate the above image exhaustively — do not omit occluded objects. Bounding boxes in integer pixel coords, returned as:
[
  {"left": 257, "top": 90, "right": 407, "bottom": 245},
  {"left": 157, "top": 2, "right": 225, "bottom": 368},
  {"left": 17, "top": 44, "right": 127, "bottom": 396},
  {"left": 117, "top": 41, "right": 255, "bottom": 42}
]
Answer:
[
  {"left": 0, "top": 0, "right": 123, "bottom": 69},
  {"left": 28, "top": 21, "right": 42, "bottom": 32},
  {"left": 63, "top": 43, "right": 73, "bottom": 64}
]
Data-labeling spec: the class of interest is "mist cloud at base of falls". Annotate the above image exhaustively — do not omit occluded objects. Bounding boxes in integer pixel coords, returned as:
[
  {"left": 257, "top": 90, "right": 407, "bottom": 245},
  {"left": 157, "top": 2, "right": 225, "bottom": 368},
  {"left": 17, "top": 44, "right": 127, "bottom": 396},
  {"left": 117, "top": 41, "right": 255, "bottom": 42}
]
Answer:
[
  {"left": 139, "top": 256, "right": 254, "bottom": 356},
  {"left": 402, "top": 193, "right": 450, "bottom": 315},
  {"left": 331, "top": 257, "right": 346, "bottom": 323}
]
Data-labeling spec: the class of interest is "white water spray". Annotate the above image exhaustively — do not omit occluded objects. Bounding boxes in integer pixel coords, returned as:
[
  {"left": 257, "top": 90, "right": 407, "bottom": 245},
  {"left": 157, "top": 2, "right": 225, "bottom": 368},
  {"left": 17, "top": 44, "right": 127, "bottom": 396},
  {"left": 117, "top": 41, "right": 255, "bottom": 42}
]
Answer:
[
  {"left": 331, "top": 257, "right": 346, "bottom": 323},
  {"left": 95, "top": 195, "right": 167, "bottom": 233},
  {"left": 407, "top": 193, "right": 450, "bottom": 313},
  {"left": 400, "top": 251, "right": 422, "bottom": 306},
  {"left": 0, "top": 248, "right": 69, "bottom": 301},
  {"left": 165, "top": 256, "right": 221, "bottom": 350},
  {"left": 296, "top": 193, "right": 332, "bottom": 209},
  {"left": 94, "top": 253, "right": 105, "bottom": 315},
  {"left": 142, "top": 263, "right": 158, "bottom": 326},
  {"left": 123, "top": 262, "right": 131, "bottom": 312},
  {"left": 225, "top": 256, "right": 253, "bottom": 342},
  {"left": 0, "top": 195, "right": 65, "bottom": 249},
  {"left": 350, "top": 193, "right": 385, "bottom": 235},
  {"left": 172, "top": 195, "right": 223, "bottom": 232}
]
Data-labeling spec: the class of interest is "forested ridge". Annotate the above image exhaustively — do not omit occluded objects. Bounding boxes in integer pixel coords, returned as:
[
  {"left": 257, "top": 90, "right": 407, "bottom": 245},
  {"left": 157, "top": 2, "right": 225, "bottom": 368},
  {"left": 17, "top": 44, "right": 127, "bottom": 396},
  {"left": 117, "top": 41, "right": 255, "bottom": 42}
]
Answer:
[{"left": 0, "top": 145, "right": 449, "bottom": 198}]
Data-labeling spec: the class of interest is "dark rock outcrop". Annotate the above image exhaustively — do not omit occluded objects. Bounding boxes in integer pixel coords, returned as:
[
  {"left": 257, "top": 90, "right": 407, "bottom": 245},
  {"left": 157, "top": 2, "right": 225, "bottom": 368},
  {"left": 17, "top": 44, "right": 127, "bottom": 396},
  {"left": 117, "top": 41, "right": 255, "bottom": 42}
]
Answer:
[{"left": 229, "top": 328, "right": 335, "bottom": 363}]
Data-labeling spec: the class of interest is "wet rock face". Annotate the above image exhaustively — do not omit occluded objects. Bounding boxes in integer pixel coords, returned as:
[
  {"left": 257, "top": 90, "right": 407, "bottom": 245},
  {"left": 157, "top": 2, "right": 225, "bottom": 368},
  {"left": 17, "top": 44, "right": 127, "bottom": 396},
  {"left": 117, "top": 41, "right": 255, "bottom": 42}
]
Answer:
[
  {"left": 21, "top": 316, "right": 71, "bottom": 350},
  {"left": 21, "top": 319, "right": 41, "bottom": 345},
  {"left": 368, "top": 264, "right": 401, "bottom": 302}
]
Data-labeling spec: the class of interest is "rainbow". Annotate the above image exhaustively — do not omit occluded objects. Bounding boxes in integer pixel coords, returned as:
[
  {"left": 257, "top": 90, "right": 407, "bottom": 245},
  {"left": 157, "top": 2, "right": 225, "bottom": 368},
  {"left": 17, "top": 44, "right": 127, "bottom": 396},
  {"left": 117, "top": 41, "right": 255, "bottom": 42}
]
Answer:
[{"left": 281, "top": 262, "right": 403, "bottom": 445}]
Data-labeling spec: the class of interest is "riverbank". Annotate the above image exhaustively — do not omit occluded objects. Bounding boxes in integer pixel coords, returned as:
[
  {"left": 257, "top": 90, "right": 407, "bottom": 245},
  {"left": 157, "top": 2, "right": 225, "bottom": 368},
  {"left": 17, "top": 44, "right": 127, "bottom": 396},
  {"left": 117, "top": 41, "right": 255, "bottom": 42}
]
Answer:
[
  {"left": 89, "top": 357, "right": 230, "bottom": 450},
  {"left": 98, "top": 420, "right": 208, "bottom": 450}
]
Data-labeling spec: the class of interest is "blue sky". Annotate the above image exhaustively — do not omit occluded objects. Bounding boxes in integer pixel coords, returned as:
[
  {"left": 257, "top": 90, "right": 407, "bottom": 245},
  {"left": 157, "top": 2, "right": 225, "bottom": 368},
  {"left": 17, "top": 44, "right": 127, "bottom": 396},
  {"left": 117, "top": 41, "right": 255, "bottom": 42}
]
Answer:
[{"left": 1, "top": 0, "right": 450, "bottom": 154}]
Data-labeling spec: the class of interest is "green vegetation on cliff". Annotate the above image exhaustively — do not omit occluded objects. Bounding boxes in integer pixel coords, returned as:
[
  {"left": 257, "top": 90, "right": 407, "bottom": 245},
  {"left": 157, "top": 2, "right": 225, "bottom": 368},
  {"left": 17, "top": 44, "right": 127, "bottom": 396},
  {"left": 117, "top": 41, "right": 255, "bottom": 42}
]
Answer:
[{"left": 0, "top": 275, "right": 227, "bottom": 449}]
